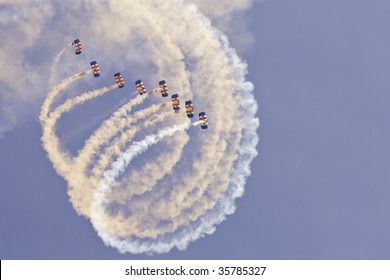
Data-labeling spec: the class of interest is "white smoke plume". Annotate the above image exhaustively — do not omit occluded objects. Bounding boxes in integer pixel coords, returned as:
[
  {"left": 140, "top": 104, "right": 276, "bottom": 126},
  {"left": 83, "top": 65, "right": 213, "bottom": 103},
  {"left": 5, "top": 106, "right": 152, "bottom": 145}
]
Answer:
[
  {"left": 185, "top": 0, "right": 261, "bottom": 52},
  {"left": 3, "top": 0, "right": 261, "bottom": 254}
]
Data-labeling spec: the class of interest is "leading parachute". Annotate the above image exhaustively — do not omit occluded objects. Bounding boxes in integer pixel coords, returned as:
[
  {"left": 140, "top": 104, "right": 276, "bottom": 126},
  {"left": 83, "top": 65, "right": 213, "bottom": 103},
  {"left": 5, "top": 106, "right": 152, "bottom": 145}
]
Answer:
[{"left": 72, "top": 39, "right": 82, "bottom": 55}]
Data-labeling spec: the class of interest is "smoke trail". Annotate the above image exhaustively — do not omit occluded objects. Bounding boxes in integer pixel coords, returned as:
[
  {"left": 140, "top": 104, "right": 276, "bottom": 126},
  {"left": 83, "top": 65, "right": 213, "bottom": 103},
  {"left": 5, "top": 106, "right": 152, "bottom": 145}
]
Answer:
[
  {"left": 39, "top": 70, "right": 95, "bottom": 179},
  {"left": 40, "top": 83, "right": 124, "bottom": 219},
  {"left": 67, "top": 100, "right": 169, "bottom": 217},
  {"left": 49, "top": 48, "right": 66, "bottom": 87},
  {"left": 91, "top": 122, "right": 196, "bottom": 248},
  {"left": 39, "top": 70, "right": 91, "bottom": 124},
  {"left": 90, "top": 104, "right": 172, "bottom": 180},
  {"left": 49, "top": 84, "right": 116, "bottom": 120},
  {"left": 73, "top": 93, "right": 148, "bottom": 173}
]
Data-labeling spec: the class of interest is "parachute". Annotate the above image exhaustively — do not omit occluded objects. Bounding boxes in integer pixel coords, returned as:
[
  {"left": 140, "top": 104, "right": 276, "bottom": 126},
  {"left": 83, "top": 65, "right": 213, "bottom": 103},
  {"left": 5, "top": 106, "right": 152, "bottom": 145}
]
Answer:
[
  {"left": 90, "top": 61, "right": 100, "bottom": 78},
  {"left": 159, "top": 80, "right": 169, "bottom": 97},
  {"left": 135, "top": 79, "right": 147, "bottom": 95},
  {"left": 198, "top": 112, "right": 208, "bottom": 129},
  {"left": 72, "top": 39, "right": 82, "bottom": 55},
  {"left": 185, "top": 100, "right": 194, "bottom": 118},
  {"left": 171, "top": 94, "right": 180, "bottom": 113},
  {"left": 114, "top": 73, "right": 124, "bottom": 88}
]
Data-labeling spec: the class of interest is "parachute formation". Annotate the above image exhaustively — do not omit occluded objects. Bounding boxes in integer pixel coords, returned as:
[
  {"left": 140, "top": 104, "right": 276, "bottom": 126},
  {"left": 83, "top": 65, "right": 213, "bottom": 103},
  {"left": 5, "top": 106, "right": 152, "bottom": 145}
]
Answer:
[{"left": 40, "top": 0, "right": 258, "bottom": 255}]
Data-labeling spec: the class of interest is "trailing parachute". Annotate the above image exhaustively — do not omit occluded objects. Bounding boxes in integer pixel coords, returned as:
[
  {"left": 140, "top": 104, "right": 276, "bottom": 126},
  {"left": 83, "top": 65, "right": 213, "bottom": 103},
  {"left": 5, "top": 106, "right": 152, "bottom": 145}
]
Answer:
[
  {"left": 114, "top": 73, "right": 125, "bottom": 88},
  {"left": 159, "top": 80, "right": 169, "bottom": 97},
  {"left": 171, "top": 94, "right": 180, "bottom": 113},
  {"left": 72, "top": 39, "right": 82, "bottom": 55},
  {"left": 90, "top": 61, "right": 100, "bottom": 77},
  {"left": 185, "top": 100, "right": 194, "bottom": 118},
  {"left": 198, "top": 112, "right": 208, "bottom": 129},
  {"left": 135, "top": 80, "right": 147, "bottom": 95}
]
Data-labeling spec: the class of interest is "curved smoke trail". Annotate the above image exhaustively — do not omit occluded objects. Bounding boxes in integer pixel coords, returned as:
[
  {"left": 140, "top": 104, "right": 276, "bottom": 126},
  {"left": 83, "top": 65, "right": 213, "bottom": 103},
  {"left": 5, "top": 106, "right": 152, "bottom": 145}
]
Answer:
[{"left": 36, "top": 0, "right": 259, "bottom": 254}]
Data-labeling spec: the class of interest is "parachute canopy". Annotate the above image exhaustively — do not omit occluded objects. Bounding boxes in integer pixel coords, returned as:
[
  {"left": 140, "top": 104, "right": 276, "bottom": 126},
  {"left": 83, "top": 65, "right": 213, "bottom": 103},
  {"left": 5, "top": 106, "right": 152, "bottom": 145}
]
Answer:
[
  {"left": 185, "top": 100, "right": 194, "bottom": 118},
  {"left": 199, "top": 112, "right": 208, "bottom": 129},
  {"left": 159, "top": 80, "right": 169, "bottom": 97},
  {"left": 114, "top": 73, "right": 124, "bottom": 88},
  {"left": 90, "top": 61, "right": 100, "bottom": 77},
  {"left": 171, "top": 94, "right": 180, "bottom": 113},
  {"left": 72, "top": 39, "right": 82, "bottom": 55},
  {"left": 135, "top": 79, "right": 147, "bottom": 95}
]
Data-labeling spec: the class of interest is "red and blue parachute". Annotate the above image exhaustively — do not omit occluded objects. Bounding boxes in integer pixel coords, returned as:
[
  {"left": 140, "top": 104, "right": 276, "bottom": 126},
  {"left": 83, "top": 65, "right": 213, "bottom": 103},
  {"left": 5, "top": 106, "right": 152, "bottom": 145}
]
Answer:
[
  {"left": 135, "top": 80, "right": 147, "bottom": 95},
  {"left": 198, "top": 112, "right": 208, "bottom": 129},
  {"left": 185, "top": 100, "right": 194, "bottom": 118},
  {"left": 90, "top": 61, "right": 100, "bottom": 77},
  {"left": 114, "top": 73, "right": 124, "bottom": 88},
  {"left": 159, "top": 80, "right": 169, "bottom": 97},
  {"left": 171, "top": 94, "right": 180, "bottom": 113},
  {"left": 72, "top": 39, "right": 82, "bottom": 55}
]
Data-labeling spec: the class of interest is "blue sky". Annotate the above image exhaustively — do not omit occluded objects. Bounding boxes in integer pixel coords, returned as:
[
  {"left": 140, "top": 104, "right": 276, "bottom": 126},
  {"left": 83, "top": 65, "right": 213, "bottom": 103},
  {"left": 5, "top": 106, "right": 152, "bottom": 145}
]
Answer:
[{"left": 1, "top": 0, "right": 390, "bottom": 259}]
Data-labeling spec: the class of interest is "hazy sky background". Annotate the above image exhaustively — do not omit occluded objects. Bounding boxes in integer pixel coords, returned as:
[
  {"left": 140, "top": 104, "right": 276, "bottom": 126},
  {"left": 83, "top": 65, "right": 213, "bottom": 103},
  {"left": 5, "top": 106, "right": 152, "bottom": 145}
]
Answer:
[{"left": 1, "top": 0, "right": 390, "bottom": 259}]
